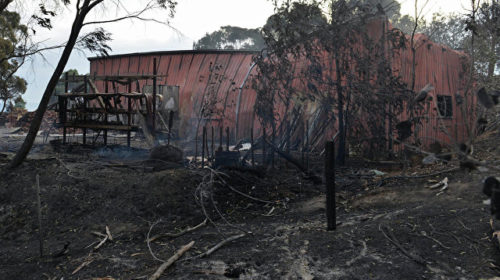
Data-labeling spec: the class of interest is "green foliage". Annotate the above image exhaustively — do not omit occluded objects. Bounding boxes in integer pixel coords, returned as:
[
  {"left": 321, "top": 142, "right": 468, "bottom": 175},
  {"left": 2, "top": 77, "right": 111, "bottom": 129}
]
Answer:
[
  {"left": 193, "top": 26, "right": 265, "bottom": 51},
  {"left": 350, "top": 0, "right": 401, "bottom": 19},
  {"left": 0, "top": 8, "right": 27, "bottom": 112},
  {"left": 54, "top": 69, "right": 80, "bottom": 94},
  {"left": 390, "top": 1, "right": 499, "bottom": 88},
  {"left": 77, "top": 27, "right": 112, "bottom": 56},
  {"left": 473, "top": 1, "right": 500, "bottom": 85},
  {"left": 422, "top": 13, "right": 466, "bottom": 50},
  {"left": 13, "top": 95, "right": 25, "bottom": 109},
  {"left": 262, "top": 1, "right": 327, "bottom": 57},
  {"left": 391, "top": 12, "right": 466, "bottom": 51},
  {"left": 64, "top": 69, "right": 79, "bottom": 76},
  {"left": 391, "top": 14, "right": 426, "bottom": 35}
]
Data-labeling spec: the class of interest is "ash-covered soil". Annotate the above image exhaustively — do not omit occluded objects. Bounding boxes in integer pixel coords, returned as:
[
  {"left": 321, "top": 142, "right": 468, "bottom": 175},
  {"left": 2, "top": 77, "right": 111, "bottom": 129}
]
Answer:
[{"left": 1, "top": 139, "right": 500, "bottom": 279}]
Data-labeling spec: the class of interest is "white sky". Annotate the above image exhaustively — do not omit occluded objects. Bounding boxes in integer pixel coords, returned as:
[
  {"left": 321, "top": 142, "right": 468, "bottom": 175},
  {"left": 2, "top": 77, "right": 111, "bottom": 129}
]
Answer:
[
  {"left": 17, "top": 0, "right": 469, "bottom": 110},
  {"left": 399, "top": 0, "right": 470, "bottom": 19}
]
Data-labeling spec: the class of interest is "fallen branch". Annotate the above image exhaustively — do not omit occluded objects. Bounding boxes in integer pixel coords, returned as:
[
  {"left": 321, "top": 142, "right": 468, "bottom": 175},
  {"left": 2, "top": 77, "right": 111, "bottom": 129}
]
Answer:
[
  {"left": 263, "top": 139, "right": 322, "bottom": 184},
  {"left": 209, "top": 168, "right": 272, "bottom": 204},
  {"left": 376, "top": 168, "right": 459, "bottom": 186},
  {"left": 94, "top": 235, "right": 108, "bottom": 250},
  {"left": 147, "top": 220, "right": 166, "bottom": 262},
  {"left": 190, "top": 233, "right": 246, "bottom": 260},
  {"left": 262, "top": 206, "right": 276, "bottom": 216},
  {"left": 106, "top": 226, "right": 113, "bottom": 241},
  {"left": 379, "top": 224, "right": 426, "bottom": 265},
  {"left": 147, "top": 219, "right": 207, "bottom": 243},
  {"left": 412, "top": 231, "right": 451, "bottom": 250},
  {"left": 427, "top": 177, "right": 449, "bottom": 190},
  {"left": 91, "top": 231, "right": 108, "bottom": 238},
  {"left": 72, "top": 257, "right": 94, "bottom": 275},
  {"left": 194, "top": 173, "right": 225, "bottom": 237},
  {"left": 55, "top": 157, "right": 87, "bottom": 180},
  {"left": 210, "top": 190, "right": 249, "bottom": 234},
  {"left": 148, "top": 241, "right": 195, "bottom": 280}
]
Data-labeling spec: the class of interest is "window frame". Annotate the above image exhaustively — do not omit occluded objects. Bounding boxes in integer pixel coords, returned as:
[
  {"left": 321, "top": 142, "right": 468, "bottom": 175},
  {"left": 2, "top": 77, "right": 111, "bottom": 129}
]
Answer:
[{"left": 436, "top": 94, "right": 453, "bottom": 119}]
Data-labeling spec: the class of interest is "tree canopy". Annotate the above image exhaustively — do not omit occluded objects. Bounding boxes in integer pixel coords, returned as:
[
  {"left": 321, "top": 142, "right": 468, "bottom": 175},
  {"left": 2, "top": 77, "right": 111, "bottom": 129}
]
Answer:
[
  {"left": 193, "top": 26, "right": 266, "bottom": 51},
  {"left": 352, "top": 0, "right": 401, "bottom": 19},
  {"left": 0, "top": 8, "right": 27, "bottom": 114},
  {"left": 390, "top": 1, "right": 499, "bottom": 88}
]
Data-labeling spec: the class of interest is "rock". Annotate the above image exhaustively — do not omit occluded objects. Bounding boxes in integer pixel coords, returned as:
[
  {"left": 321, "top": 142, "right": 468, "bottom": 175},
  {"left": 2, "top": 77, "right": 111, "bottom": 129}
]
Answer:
[
  {"left": 370, "top": 169, "right": 386, "bottom": 176},
  {"left": 422, "top": 154, "right": 438, "bottom": 165},
  {"left": 150, "top": 145, "right": 183, "bottom": 163}
]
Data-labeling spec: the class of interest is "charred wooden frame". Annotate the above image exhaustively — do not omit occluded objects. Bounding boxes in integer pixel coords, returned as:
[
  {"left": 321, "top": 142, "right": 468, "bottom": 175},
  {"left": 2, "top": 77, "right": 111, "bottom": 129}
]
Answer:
[{"left": 55, "top": 73, "right": 161, "bottom": 147}]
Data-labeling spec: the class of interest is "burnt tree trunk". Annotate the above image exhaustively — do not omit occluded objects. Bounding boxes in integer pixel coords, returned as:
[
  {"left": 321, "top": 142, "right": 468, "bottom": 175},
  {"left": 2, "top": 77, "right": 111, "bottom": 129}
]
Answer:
[
  {"left": 0, "top": 0, "right": 13, "bottom": 13},
  {"left": 9, "top": 0, "right": 100, "bottom": 168},
  {"left": 335, "top": 58, "right": 345, "bottom": 166},
  {"left": 487, "top": 34, "right": 498, "bottom": 79}
]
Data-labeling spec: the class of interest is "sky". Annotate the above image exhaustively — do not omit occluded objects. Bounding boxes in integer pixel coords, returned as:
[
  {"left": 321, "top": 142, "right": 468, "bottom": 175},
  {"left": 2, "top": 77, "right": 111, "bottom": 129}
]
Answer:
[{"left": 16, "top": 0, "right": 470, "bottom": 110}]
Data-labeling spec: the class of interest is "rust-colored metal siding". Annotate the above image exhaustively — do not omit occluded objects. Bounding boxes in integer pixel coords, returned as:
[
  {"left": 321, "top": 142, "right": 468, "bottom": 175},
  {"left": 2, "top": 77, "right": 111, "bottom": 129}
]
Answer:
[
  {"left": 89, "top": 22, "right": 472, "bottom": 148},
  {"left": 393, "top": 33, "right": 472, "bottom": 148},
  {"left": 89, "top": 50, "right": 259, "bottom": 139}
]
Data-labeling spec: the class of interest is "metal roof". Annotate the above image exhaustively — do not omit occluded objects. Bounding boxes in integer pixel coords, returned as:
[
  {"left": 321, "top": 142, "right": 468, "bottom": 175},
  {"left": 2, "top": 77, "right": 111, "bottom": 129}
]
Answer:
[{"left": 87, "top": 49, "right": 260, "bottom": 61}]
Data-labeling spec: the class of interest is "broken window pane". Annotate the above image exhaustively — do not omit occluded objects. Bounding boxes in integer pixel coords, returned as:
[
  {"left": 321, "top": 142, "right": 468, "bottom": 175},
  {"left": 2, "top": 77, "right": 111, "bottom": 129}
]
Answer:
[{"left": 437, "top": 95, "right": 453, "bottom": 118}]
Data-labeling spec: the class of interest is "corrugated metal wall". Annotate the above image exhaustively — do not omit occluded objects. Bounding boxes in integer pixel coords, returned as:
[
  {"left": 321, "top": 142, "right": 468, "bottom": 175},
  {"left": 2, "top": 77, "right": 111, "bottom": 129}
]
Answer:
[
  {"left": 89, "top": 20, "right": 473, "bottom": 150},
  {"left": 89, "top": 50, "right": 258, "bottom": 139},
  {"left": 393, "top": 32, "right": 473, "bottom": 149}
]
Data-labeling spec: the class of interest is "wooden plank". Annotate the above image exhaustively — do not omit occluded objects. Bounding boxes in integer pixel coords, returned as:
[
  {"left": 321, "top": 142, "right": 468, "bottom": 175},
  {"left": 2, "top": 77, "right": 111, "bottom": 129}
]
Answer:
[
  {"left": 63, "top": 123, "right": 138, "bottom": 131},
  {"left": 87, "top": 79, "right": 106, "bottom": 108},
  {"left": 57, "top": 74, "right": 168, "bottom": 82},
  {"left": 61, "top": 108, "right": 147, "bottom": 114},
  {"left": 56, "top": 92, "right": 145, "bottom": 98}
]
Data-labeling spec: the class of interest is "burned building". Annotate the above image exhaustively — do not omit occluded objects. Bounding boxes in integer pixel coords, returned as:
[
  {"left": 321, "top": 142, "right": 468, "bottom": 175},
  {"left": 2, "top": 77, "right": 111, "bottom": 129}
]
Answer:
[{"left": 67, "top": 19, "right": 473, "bottom": 156}]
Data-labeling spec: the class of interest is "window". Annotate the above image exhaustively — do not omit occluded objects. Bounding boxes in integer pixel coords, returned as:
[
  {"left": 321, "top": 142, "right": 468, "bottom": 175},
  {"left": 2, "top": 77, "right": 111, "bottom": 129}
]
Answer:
[{"left": 437, "top": 95, "right": 453, "bottom": 118}]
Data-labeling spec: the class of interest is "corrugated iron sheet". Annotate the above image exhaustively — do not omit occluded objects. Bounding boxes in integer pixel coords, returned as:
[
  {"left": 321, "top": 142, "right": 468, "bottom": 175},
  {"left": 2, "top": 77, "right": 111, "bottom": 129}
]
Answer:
[{"left": 89, "top": 21, "right": 473, "bottom": 150}]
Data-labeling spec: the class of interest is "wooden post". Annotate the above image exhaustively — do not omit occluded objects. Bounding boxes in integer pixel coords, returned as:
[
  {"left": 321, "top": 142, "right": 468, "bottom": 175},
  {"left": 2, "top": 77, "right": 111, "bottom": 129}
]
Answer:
[
  {"left": 263, "top": 127, "right": 266, "bottom": 166},
  {"left": 251, "top": 128, "right": 254, "bottom": 167},
  {"left": 152, "top": 58, "right": 157, "bottom": 135},
  {"left": 211, "top": 126, "right": 215, "bottom": 160},
  {"left": 205, "top": 127, "right": 210, "bottom": 162},
  {"left": 226, "top": 127, "right": 230, "bottom": 151},
  {"left": 286, "top": 121, "right": 291, "bottom": 154},
  {"left": 194, "top": 129, "right": 198, "bottom": 165},
  {"left": 63, "top": 72, "right": 68, "bottom": 144},
  {"left": 202, "top": 126, "right": 206, "bottom": 168},
  {"left": 302, "top": 133, "right": 305, "bottom": 166},
  {"left": 104, "top": 78, "right": 108, "bottom": 145},
  {"left": 83, "top": 75, "right": 87, "bottom": 145},
  {"left": 271, "top": 128, "right": 275, "bottom": 169},
  {"left": 325, "top": 141, "right": 336, "bottom": 231},
  {"left": 36, "top": 174, "right": 44, "bottom": 257},
  {"left": 306, "top": 121, "right": 309, "bottom": 171},
  {"left": 127, "top": 79, "right": 132, "bottom": 147},
  {"left": 219, "top": 127, "right": 223, "bottom": 151},
  {"left": 168, "top": 110, "right": 174, "bottom": 145}
]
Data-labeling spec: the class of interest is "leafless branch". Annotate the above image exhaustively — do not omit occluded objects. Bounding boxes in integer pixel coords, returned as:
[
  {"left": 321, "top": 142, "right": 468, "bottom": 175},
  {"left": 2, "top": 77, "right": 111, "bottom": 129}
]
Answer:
[
  {"left": 147, "top": 218, "right": 208, "bottom": 243},
  {"left": 186, "top": 233, "right": 246, "bottom": 260}
]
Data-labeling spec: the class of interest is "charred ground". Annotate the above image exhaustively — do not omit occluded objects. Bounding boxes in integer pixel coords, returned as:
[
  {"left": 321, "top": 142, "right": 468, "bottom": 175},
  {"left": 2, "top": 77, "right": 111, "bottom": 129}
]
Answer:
[{"left": 1, "top": 134, "right": 500, "bottom": 279}]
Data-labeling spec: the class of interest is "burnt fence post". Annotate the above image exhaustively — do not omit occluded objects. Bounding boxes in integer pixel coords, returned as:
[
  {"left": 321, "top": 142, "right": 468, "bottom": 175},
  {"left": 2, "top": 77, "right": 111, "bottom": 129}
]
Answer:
[
  {"left": 219, "top": 126, "right": 223, "bottom": 151},
  {"left": 226, "top": 127, "right": 230, "bottom": 151},
  {"left": 251, "top": 128, "right": 255, "bottom": 167},
  {"left": 211, "top": 126, "right": 215, "bottom": 160},
  {"left": 325, "top": 141, "right": 336, "bottom": 231},
  {"left": 262, "top": 127, "right": 267, "bottom": 167},
  {"left": 202, "top": 126, "right": 206, "bottom": 168}
]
